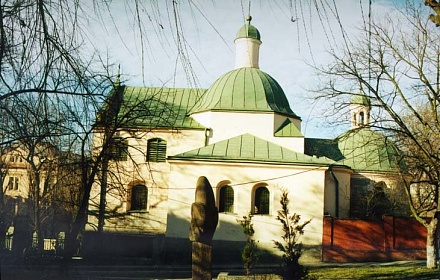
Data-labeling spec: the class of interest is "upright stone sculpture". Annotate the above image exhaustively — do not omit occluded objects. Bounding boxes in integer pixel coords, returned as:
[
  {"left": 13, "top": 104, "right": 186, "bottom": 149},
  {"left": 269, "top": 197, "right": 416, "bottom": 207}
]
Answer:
[{"left": 189, "top": 176, "right": 219, "bottom": 280}]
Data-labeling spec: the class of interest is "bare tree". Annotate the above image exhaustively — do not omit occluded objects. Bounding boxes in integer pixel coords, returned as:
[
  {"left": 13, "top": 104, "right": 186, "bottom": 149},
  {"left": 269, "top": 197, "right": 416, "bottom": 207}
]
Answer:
[
  {"left": 314, "top": 2, "right": 440, "bottom": 268},
  {"left": 0, "top": 0, "right": 180, "bottom": 260}
]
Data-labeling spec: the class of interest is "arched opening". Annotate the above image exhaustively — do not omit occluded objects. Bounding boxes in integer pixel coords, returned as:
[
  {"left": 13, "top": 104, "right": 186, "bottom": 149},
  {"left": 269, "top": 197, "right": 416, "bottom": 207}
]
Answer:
[
  {"left": 219, "top": 185, "right": 234, "bottom": 213},
  {"left": 254, "top": 186, "right": 269, "bottom": 214},
  {"left": 130, "top": 185, "right": 148, "bottom": 211},
  {"left": 359, "top": 111, "right": 365, "bottom": 126}
]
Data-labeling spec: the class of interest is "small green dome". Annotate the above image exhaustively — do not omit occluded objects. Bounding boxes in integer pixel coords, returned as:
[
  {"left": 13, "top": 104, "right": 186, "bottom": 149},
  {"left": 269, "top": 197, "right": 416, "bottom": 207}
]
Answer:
[
  {"left": 351, "top": 94, "right": 370, "bottom": 106},
  {"left": 189, "top": 67, "right": 298, "bottom": 117},
  {"left": 236, "top": 16, "right": 261, "bottom": 40}
]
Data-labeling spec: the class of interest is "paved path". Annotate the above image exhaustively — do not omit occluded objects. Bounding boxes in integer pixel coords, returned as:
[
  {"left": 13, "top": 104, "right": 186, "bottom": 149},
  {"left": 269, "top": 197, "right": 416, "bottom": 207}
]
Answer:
[{"left": 0, "top": 259, "right": 427, "bottom": 280}]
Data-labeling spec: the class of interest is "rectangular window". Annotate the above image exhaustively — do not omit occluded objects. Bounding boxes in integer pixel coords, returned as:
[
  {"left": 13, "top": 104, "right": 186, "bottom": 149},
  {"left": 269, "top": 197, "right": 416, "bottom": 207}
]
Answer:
[
  {"left": 8, "top": 177, "right": 19, "bottom": 191},
  {"left": 109, "top": 137, "right": 128, "bottom": 161},
  {"left": 130, "top": 185, "right": 148, "bottom": 211},
  {"left": 8, "top": 177, "right": 13, "bottom": 190},
  {"left": 147, "top": 138, "right": 167, "bottom": 162}
]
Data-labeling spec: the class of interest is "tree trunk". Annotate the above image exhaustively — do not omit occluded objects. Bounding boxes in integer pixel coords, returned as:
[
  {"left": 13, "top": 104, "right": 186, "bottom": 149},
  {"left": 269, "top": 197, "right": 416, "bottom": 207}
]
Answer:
[
  {"left": 426, "top": 215, "right": 439, "bottom": 269},
  {"left": 97, "top": 158, "right": 108, "bottom": 232},
  {"left": 33, "top": 176, "right": 44, "bottom": 253}
]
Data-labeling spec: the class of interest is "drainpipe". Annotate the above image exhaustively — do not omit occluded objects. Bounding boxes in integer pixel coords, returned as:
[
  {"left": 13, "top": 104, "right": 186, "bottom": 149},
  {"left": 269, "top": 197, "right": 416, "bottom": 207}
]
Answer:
[
  {"left": 204, "top": 128, "right": 212, "bottom": 146},
  {"left": 329, "top": 165, "right": 339, "bottom": 218}
]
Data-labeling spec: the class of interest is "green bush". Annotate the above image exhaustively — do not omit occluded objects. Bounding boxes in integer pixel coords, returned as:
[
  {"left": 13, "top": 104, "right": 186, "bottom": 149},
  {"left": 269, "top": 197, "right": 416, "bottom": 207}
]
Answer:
[
  {"left": 273, "top": 189, "right": 314, "bottom": 280},
  {"left": 238, "top": 212, "right": 259, "bottom": 276}
]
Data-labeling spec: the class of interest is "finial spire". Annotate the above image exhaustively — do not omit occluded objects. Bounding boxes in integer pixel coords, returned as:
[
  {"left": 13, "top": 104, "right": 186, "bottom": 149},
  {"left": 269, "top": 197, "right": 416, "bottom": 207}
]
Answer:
[
  {"left": 114, "top": 64, "right": 121, "bottom": 88},
  {"left": 246, "top": 15, "right": 252, "bottom": 23}
]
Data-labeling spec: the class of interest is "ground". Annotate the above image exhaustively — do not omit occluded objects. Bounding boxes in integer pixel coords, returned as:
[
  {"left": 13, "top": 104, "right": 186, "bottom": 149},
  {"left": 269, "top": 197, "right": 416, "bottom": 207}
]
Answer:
[{"left": 0, "top": 259, "right": 438, "bottom": 280}]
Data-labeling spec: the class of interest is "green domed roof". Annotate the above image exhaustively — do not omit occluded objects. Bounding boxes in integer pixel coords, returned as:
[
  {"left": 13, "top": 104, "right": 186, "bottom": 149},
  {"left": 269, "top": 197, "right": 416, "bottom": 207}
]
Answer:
[
  {"left": 336, "top": 128, "right": 402, "bottom": 172},
  {"left": 351, "top": 94, "right": 370, "bottom": 106},
  {"left": 189, "top": 67, "right": 298, "bottom": 117},
  {"left": 236, "top": 16, "right": 261, "bottom": 40}
]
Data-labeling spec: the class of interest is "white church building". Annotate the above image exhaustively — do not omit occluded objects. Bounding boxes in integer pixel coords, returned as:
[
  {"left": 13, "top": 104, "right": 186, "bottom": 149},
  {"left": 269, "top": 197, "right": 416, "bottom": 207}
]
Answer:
[{"left": 85, "top": 17, "right": 403, "bottom": 264}]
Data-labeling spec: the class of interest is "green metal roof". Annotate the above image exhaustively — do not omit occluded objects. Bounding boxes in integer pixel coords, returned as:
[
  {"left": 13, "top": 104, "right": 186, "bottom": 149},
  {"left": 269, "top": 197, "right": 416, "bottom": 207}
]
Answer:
[
  {"left": 169, "top": 133, "right": 334, "bottom": 165},
  {"left": 236, "top": 22, "right": 261, "bottom": 40},
  {"left": 305, "top": 129, "right": 402, "bottom": 173},
  {"left": 96, "top": 85, "right": 206, "bottom": 129},
  {"left": 189, "top": 67, "right": 299, "bottom": 118},
  {"left": 351, "top": 94, "right": 370, "bottom": 106},
  {"left": 274, "top": 118, "right": 303, "bottom": 137},
  {"left": 336, "top": 128, "right": 401, "bottom": 172},
  {"left": 305, "top": 138, "right": 343, "bottom": 161}
]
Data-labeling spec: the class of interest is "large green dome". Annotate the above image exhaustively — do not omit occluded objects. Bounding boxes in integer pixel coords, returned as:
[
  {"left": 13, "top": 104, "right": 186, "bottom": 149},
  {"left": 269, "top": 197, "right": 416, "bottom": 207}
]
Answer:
[
  {"left": 189, "top": 67, "right": 298, "bottom": 117},
  {"left": 336, "top": 128, "right": 402, "bottom": 172}
]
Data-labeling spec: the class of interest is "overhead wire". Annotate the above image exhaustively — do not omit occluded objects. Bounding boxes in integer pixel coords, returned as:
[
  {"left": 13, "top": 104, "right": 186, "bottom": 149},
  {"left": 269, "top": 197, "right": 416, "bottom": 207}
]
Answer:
[{"left": 161, "top": 165, "right": 326, "bottom": 190}]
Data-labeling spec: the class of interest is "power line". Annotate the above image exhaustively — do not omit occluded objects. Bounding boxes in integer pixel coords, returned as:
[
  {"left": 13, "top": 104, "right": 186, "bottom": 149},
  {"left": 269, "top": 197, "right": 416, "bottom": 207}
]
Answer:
[{"left": 163, "top": 165, "right": 326, "bottom": 190}]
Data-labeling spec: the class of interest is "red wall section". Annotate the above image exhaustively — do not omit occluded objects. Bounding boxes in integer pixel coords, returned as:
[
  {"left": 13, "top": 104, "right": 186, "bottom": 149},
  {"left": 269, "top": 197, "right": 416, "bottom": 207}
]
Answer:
[{"left": 322, "top": 216, "right": 426, "bottom": 262}]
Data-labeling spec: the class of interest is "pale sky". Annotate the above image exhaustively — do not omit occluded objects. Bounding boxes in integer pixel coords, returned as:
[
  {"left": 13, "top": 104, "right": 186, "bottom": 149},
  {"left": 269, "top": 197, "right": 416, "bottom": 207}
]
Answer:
[{"left": 87, "top": 0, "right": 411, "bottom": 138}]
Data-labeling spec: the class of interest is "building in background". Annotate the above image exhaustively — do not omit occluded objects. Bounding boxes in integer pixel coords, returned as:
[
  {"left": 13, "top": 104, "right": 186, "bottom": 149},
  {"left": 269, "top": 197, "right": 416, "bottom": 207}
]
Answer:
[{"left": 1, "top": 142, "right": 81, "bottom": 254}]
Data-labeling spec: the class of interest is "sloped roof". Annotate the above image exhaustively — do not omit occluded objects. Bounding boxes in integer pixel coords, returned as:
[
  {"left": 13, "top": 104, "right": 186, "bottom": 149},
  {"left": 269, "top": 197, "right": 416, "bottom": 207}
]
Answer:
[
  {"left": 188, "top": 67, "right": 299, "bottom": 118},
  {"left": 305, "top": 138, "right": 343, "bottom": 161},
  {"left": 305, "top": 128, "right": 402, "bottom": 173},
  {"left": 169, "top": 133, "right": 334, "bottom": 166},
  {"left": 96, "top": 85, "right": 206, "bottom": 130},
  {"left": 274, "top": 118, "right": 303, "bottom": 137}
]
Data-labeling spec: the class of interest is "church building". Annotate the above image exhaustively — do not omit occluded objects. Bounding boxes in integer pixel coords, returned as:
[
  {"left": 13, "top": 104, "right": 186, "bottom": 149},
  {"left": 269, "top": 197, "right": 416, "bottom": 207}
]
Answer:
[{"left": 86, "top": 16, "right": 404, "bottom": 263}]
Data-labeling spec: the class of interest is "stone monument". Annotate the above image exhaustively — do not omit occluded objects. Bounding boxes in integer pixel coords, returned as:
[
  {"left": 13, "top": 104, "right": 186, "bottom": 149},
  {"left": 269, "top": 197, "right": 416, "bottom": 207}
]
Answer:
[{"left": 189, "top": 176, "right": 219, "bottom": 280}]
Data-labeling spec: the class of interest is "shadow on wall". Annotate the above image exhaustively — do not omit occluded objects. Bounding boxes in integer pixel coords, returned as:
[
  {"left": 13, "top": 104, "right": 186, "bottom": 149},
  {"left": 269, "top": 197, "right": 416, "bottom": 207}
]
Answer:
[
  {"left": 322, "top": 216, "right": 426, "bottom": 262},
  {"left": 162, "top": 212, "right": 321, "bottom": 265},
  {"left": 82, "top": 212, "right": 294, "bottom": 266}
]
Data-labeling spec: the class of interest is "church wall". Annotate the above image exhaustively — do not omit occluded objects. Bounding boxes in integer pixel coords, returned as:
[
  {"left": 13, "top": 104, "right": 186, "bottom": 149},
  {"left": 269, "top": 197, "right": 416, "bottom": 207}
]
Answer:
[
  {"left": 324, "top": 167, "right": 352, "bottom": 218},
  {"left": 166, "top": 160, "right": 327, "bottom": 249},
  {"left": 349, "top": 172, "right": 409, "bottom": 219},
  {"left": 87, "top": 128, "right": 206, "bottom": 235},
  {"left": 273, "top": 113, "right": 301, "bottom": 133},
  {"left": 193, "top": 111, "right": 305, "bottom": 153}
]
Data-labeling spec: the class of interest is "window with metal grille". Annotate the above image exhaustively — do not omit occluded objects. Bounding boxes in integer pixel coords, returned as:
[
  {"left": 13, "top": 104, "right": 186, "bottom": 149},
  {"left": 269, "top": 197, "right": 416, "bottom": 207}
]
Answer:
[
  {"left": 147, "top": 138, "right": 167, "bottom": 162},
  {"left": 254, "top": 186, "right": 269, "bottom": 214},
  {"left": 219, "top": 185, "right": 234, "bottom": 213},
  {"left": 130, "top": 185, "right": 147, "bottom": 211},
  {"left": 109, "top": 137, "right": 128, "bottom": 161}
]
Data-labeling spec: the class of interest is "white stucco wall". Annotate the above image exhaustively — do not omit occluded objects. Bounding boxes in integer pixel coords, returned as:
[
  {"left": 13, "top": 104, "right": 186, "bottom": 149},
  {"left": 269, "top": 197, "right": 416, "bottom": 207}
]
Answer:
[
  {"left": 324, "top": 167, "right": 352, "bottom": 218},
  {"left": 87, "top": 128, "right": 206, "bottom": 234},
  {"left": 166, "top": 160, "right": 327, "bottom": 248},
  {"left": 191, "top": 111, "right": 304, "bottom": 153},
  {"left": 234, "top": 37, "right": 261, "bottom": 69}
]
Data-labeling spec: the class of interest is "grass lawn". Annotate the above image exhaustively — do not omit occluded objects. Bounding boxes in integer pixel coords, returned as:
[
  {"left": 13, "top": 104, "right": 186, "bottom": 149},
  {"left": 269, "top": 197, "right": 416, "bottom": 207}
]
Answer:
[{"left": 308, "top": 265, "right": 440, "bottom": 279}]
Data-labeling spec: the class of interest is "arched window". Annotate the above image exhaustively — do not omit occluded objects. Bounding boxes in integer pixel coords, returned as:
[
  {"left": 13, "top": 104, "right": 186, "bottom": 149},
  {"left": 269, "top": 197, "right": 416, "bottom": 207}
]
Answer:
[
  {"left": 219, "top": 185, "right": 234, "bottom": 213},
  {"left": 254, "top": 186, "right": 269, "bottom": 214},
  {"left": 147, "top": 138, "right": 167, "bottom": 162},
  {"left": 130, "top": 185, "right": 148, "bottom": 211},
  {"left": 359, "top": 111, "right": 365, "bottom": 126}
]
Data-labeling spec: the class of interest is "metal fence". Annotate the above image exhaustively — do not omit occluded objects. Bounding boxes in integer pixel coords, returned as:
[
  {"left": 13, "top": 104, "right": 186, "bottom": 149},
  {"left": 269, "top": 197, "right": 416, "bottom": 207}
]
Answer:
[
  {"left": 1, "top": 235, "right": 13, "bottom": 251},
  {"left": 32, "top": 234, "right": 65, "bottom": 254},
  {"left": 0, "top": 234, "right": 65, "bottom": 254}
]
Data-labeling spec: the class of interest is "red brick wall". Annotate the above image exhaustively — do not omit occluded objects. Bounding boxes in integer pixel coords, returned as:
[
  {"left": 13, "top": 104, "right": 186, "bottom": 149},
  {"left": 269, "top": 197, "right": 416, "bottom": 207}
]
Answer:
[{"left": 322, "top": 216, "right": 426, "bottom": 262}]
